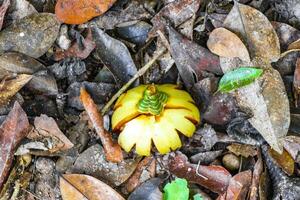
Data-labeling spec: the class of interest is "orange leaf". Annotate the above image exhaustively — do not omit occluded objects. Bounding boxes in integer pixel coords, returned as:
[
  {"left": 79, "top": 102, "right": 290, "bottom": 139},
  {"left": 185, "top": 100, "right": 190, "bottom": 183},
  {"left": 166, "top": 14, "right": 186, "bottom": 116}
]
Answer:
[
  {"left": 269, "top": 148, "right": 295, "bottom": 175},
  {"left": 55, "top": 0, "right": 117, "bottom": 24},
  {"left": 80, "top": 87, "right": 123, "bottom": 163},
  {"left": 60, "top": 174, "right": 125, "bottom": 200}
]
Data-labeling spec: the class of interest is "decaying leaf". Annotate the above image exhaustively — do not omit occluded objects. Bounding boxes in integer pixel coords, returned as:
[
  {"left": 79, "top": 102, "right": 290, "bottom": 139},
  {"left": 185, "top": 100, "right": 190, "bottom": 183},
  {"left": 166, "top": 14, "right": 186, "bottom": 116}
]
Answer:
[
  {"left": 248, "top": 151, "right": 263, "bottom": 200},
  {"left": 55, "top": 0, "right": 117, "bottom": 24},
  {"left": 92, "top": 26, "right": 138, "bottom": 85},
  {"left": 0, "top": 52, "right": 58, "bottom": 95},
  {"left": 0, "top": 102, "right": 30, "bottom": 189},
  {"left": 168, "top": 27, "right": 222, "bottom": 89},
  {"left": 293, "top": 58, "right": 300, "bottom": 107},
  {"left": 27, "top": 114, "right": 74, "bottom": 153},
  {"left": 227, "top": 143, "right": 257, "bottom": 158},
  {"left": 0, "top": 13, "right": 60, "bottom": 58},
  {"left": 223, "top": 2, "right": 280, "bottom": 62},
  {"left": 0, "top": 74, "right": 32, "bottom": 106},
  {"left": 207, "top": 27, "right": 250, "bottom": 62},
  {"left": 80, "top": 87, "right": 123, "bottom": 163},
  {"left": 168, "top": 152, "right": 232, "bottom": 194},
  {"left": 217, "top": 67, "right": 263, "bottom": 93},
  {"left": 0, "top": 0, "right": 10, "bottom": 30},
  {"left": 60, "top": 174, "right": 125, "bottom": 200},
  {"left": 283, "top": 136, "right": 300, "bottom": 161},
  {"left": 269, "top": 148, "right": 295, "bottom": 176},
  {"left": 54, "top": 28, "right": 96, "bottom": 61},
  {"left": 128, "top": 178, "right": 162, "bottom": 200}
]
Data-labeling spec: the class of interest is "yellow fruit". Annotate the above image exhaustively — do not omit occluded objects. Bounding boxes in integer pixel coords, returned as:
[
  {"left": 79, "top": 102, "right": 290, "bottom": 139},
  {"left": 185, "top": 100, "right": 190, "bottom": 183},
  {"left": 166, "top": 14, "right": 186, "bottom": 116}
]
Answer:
[{"left": 112, "top": 84, "right": 200, "bottom": 156}]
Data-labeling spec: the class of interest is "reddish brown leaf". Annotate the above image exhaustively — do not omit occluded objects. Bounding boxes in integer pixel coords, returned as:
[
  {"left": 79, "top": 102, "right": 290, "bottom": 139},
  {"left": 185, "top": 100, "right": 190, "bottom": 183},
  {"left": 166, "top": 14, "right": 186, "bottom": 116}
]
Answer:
[
  {"left": 27, "top": 114, "right": 74, "bottom": 153},
  {"left": 80, "top": 87, "right": 123, "bottom": 163},
  {"left": 125, "top": 156, "right": 156, "bottom": 193},
  {"left": 54, "top": 28, "right": 96, "bottom": 61},
  {"left": 0, "top": 0, "right": 10, "bottom": 30},
  {"left": 269, "top": 148, "right": 295, "bottom": 176},
  {"left": 0, "top": 102, "right": 30, "bottom": 189},
  {"left": 294, "top": 58, "right": 300, "bottom": 107},
  {"left": 223, "top": 170, "right": 252, "bottom": 200},
  {"left": 248, "top": 151, "right": 263, "bottom": 200},
  {"left": 168, "top": 152, "right": 232, "bottom": 194},
  {"left": 60, "top": 174, "right": 125, "bottom": 200},
  {"left": 55, "top": 0, "right": 117, "bottom": 24}
]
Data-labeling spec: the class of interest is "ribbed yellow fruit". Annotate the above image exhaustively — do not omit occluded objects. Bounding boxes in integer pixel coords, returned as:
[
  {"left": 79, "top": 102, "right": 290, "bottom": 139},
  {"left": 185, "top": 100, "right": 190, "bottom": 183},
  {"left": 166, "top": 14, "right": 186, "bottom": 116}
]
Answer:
[{"left": 112, "top": 84, "right": 200, "bottom": 156}]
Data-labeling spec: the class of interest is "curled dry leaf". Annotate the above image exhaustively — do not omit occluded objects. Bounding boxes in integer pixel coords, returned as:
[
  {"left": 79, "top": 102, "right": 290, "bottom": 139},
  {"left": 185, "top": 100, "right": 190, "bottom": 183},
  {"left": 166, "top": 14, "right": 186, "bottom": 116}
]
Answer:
[
  {"left": 0, "top": 102, "right": 30, "bottom": 189},
  {"left": 0, "top": 52, "right": 58, "bottom": 95},
  {"left": 27, "top": 114, "right": 74, "bottom": 153},
  {"left": 0, "top": 0, "right": 10, "bottom": 30},
  {"left": 92, "top": 27, "right": 138, "bottom": 85},
  {"left": 54, "top": 28, "right": 96, "bottom": 61},
  {"left": 0, "top": 13, "right": 60, "bottom": 58},
  {"left": 55, "top": 0, "right": 117, "bottom": 24},
  {"left": 168, "top": 152, "right": 232, "bottom": 194},
  {"left": 0, "top": 74, "right": 32, "bottom": 106},
  {"left": 207, "top": 27, "right": 250, "bottom": 62},
  {"left": 60, "top": 174, "right": 125, "bottom": 200},
  {"left": 168, "top": 27, "right": 222, "bottom": 90},
  {"left": 80, "top": 87, "right": 123, "bottom": 163},
  {"left": 223, "top": 2, "right": 280, "bottom": 62}
]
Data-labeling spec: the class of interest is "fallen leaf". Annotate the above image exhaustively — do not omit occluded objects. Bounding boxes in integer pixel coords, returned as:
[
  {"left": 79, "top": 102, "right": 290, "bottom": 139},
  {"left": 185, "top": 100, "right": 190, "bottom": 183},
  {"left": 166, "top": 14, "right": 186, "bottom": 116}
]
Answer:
[
  {"left": 149, "top": 0, "right": 201, "bottom": 37},
  {"left": 168, "top": 152, "right": 232, "bottom": 194},
  {"left": 0, "top": 102, "right": 30, "bottom": 189},
  {"left": 222, "top": 170, "right": 252, "bottom": 200},
  {"left": 0, "top": 13, "right": 60, "bottom": 58},
  {"left": 92, "top": 27, "right": 138, "bottom": 85},
  {"left": 90, "top": 1, "right": 152, "bottom": 30},
  {"left": 269, "top": 148, "right": 294, "bottom": 176},
  {"left": 54, "top": 28, "right": 96, "bottom": 61},
  {"left": 227, "top": 143, "right": 257, "bottom": 158},
  {"left": 0, "top": 74, "right": 32, "bottom": 106},
  {"left": 217, "top": 67, "right": 263, "bottom": 93},
  {"left": 80, "top": 87, "right": 123, "bottom": 163},
  {"left": 288, "top": 39, "right": 300, "bottom": 50},
  {"left": 223, "top": 2, "right": 280, "bottom": 62},
  {"left": 72, "top": 144, "right": 139, "bottom": 186},
  {"left": 0, "top": 0, "right": 10, "bottom": 30},
  {"left": 283, "top": 136, "right": 300, "bottom": 161},
  {"left": 60, "top": 174, "right": 125, "bottom": 200},
  {"left": 0, "top": 52, "right": 58, "bottom": 95},
  {"left": 27, "top": 114, "right": 74, "bottom": 153},
  {"left": 55, "top": 0, "right": 117, "bottom": 24},
  {"left": 294, "top": 58, "right": 300, "bottom": 107},
  {"left": 168, "top": 27, "right": 222, "bottom": 89},
  {"left": 128, "top": 178, "right": 162, "bottom": 200},
  {"left": 207, "top": 27, "right": 250, "bottom": 62},
  {"left": 190, "top": 150, "right": 223, "bottom": 165},
  {"left": 163, "top": 178, "right": 189, "bottom": 200},
  {"left": 248, "top": 151, "right": 263, "bottom": 200}
]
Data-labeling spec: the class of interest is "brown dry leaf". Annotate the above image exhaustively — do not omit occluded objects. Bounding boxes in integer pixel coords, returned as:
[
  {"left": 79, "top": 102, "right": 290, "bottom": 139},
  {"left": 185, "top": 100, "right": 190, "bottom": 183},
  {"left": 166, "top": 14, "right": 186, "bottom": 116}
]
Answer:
[
  {"left": 227, "top": 143, "right": 257, "bottom": 158},
  {"left": 54, "top": 28, "right": 96, "bottom": 61},
  {"left": 294, "top": 58, "right": 300, "bottom": 107},
  {"left": 80, "top": 87, "right": 123, "bottom": 163},
  {"left": 283, "top": 136, "right": 300, "bottom": 160},
  {"left": 248, "top": 151, "right": 263, "bottom": 200},
  {"left": 223, "top": 170, "right": 252, "bottom": 200},
  {"left": 0, "top": 102, "right": 30, "bottom": 189},
  {"left": 55, "top": 0, "right": 117, "bottom": 24},
  {"left": 27, "top": 114, "right": 74, "bottom": 153},
  {"left": 0, "top": 74, "right": 32, "bottom": 106},
  {"left": 288, "top": 38, "right": 300, "bottom": 50},
  {"left": 60, "top": 174, "right": 125, "bottom": 200},
  {"left": 207, "top": 27, "right": 250, "bottom": 62},
  {"left": 223, "top": 2, "right": 280, "bottom": 63},
  {"left": 269, "top": 148, "right": 295, "bottom": 176},
  {"left": 0, "top": 0, "right": 10, "bottom": 30}
]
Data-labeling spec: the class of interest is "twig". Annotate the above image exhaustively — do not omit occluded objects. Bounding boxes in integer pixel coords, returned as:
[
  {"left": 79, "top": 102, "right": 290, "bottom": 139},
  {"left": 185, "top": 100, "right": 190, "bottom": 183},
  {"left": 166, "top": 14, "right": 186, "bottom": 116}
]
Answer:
[{"left": 101, "top": 47, "right": 167, "bottom": 115}]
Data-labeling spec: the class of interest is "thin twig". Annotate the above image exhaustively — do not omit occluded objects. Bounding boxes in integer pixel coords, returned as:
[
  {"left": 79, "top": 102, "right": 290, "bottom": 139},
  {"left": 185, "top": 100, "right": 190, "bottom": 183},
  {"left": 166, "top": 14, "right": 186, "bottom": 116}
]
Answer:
[
  {"left": 101, "top": 47, "right": 167, "bottom": 115},
  {"left": 196, "top": 160, "right": 209, "bottom": 180}
]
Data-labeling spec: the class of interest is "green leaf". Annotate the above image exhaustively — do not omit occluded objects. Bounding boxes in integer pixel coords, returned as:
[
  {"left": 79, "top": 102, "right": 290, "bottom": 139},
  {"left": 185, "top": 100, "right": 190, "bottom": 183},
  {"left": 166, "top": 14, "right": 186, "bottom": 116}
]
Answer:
[
  {"left": 218, "top": 67, "right": 263, "bottom": 93},
  {"left": 163, "top": 178, "right": 189, "bottom": 200},
  {"left": 193, "top": 194, "right": 203, "bottom": 200}
]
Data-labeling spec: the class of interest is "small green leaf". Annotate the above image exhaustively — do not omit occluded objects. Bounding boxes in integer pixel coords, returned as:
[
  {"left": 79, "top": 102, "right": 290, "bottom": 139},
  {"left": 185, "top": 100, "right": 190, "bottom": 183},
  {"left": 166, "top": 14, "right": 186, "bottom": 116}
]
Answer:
[
  {"left": 163, "top": 178, "right": 189, "bottom": 200},
  {"left": 218, "top": 67, "right": 263, "bottom": 93},
  {"left": 193, "top": 194, "right": 203, "bottom": 200}
]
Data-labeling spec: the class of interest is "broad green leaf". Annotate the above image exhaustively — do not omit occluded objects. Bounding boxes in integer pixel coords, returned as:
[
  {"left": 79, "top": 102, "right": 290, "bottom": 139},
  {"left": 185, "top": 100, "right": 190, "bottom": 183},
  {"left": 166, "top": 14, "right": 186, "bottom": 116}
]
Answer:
[
  {"left": 163, "top": 178, "right": 189, "bottom": 200},
  {"left": 193, "top": 194, "right": 203, "bottom": 200},
  {"left": 218, "top": 67, "right": 263, "bottom": 93}
]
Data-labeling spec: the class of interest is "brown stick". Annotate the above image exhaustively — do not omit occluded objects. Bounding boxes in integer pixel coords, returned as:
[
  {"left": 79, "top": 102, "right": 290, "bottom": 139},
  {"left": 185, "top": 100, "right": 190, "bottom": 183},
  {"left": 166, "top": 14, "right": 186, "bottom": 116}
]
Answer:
[{"left": 80, "top": 88, "right": 123, "bottom": 163}]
